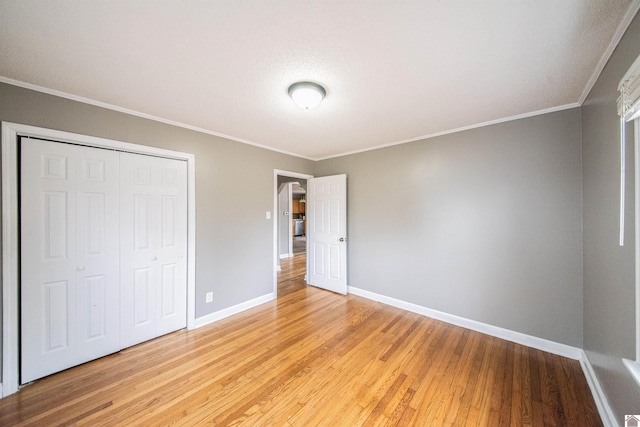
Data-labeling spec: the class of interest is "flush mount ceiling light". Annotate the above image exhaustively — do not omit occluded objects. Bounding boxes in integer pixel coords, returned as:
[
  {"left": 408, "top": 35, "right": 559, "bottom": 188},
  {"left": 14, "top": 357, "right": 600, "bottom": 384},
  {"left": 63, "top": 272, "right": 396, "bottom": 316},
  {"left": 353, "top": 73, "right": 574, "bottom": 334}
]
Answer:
[{"left": 288, "top": 81, "right": 326, "bottom": 110}]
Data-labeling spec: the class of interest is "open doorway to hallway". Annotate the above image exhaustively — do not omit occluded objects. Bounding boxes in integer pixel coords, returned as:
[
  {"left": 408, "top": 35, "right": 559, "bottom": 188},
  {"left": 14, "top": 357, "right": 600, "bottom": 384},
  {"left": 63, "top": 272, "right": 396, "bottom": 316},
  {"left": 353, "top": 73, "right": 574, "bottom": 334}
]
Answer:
[{"left": 274, "top": 170, "right": 313, "bottom": 297}]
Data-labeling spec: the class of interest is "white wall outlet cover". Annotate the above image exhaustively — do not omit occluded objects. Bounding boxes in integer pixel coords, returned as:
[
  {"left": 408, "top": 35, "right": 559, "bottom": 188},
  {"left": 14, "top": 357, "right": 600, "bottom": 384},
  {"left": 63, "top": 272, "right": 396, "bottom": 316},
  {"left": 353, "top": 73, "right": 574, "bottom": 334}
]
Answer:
[
  {"left": 266, "top": 211, "right": 271, "bottom": 219},
  {"left": 205, "top": 292, "right": 213, "bottom": 303}
]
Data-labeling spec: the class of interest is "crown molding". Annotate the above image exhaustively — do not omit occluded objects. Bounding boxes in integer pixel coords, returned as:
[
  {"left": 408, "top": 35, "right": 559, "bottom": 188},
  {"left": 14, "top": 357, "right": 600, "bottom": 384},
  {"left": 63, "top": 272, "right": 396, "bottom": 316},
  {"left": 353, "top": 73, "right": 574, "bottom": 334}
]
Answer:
[
  {"left": 578, "top": 0, "right": 640, "bottom": 104},
  {"left": 0, "top": 76, "right": 316, "bottom": 161},
  {"left": 316, "top": 103, "right": 580, "bottom": 161}
]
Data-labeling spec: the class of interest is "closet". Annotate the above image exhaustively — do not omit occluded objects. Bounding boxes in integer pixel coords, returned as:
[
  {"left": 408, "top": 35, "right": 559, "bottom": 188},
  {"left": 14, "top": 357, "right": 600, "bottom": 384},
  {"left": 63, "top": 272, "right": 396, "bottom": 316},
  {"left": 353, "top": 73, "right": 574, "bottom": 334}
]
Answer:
[{"left": 20, "top": 138, "right": 187, "bottom": 383}]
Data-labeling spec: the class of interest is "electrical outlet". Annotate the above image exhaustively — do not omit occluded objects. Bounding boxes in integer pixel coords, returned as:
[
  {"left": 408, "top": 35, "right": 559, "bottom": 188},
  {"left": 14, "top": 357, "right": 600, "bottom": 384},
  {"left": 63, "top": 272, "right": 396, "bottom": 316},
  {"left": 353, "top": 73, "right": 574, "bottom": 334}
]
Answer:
[{"left": 205, "top": 292, "right": 213, "bottom": 303}]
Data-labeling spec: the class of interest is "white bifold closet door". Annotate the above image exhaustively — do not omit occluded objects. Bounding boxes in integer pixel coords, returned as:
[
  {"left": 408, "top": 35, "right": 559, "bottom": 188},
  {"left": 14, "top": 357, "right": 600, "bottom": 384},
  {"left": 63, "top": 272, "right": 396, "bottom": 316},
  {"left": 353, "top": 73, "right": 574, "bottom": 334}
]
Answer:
[
  {"left": 21, "top": 139, "right": 187, "bottom": 384},
  {"left": 119, "top": 152, "right": 187, "bottom": 348},
  {"left": 21, "top": 139, "right": 121, "bottom": 383}
]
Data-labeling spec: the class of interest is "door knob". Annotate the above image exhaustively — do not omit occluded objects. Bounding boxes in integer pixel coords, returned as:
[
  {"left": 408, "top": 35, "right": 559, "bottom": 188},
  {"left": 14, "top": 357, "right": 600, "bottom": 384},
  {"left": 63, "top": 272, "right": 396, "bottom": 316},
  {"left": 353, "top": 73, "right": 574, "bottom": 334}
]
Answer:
[
  {"left": 151, "top": 256, "right": 158, "bottom": 261},
  {"left": 339, "top": 237, "right": 346, "bottom": 242}
]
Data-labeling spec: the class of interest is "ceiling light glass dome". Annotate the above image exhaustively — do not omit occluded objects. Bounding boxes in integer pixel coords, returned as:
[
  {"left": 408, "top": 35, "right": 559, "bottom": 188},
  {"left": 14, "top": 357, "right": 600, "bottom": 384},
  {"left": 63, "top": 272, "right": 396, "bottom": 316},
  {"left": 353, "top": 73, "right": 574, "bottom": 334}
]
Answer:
[{"left": 288, "top": 82, "right": 326, "bottom": 110}]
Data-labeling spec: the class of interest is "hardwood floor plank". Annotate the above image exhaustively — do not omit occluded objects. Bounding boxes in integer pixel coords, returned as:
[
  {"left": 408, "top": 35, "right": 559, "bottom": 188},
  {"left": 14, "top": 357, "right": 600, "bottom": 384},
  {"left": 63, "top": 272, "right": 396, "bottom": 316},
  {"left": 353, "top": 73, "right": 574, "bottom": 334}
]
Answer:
[
  {"left": 454, "top": 333, "right": 488, "bottom": 423},
  {"left": 519, "top": 344, "right": 534, "bottom": 426},
  {"left": 354, "top": 317, "right": 432, "bottom": 409},
  {"left": 539, "top": 350, "right": 568, "bottom": 426},
  {"left": 486, "top": 339, "right": 508, "bottom": 426},
  {"left": 286, "top": 307, "right": 404, "bottom": 426},
  {"left": 498, "top": 341, "right": 515, "bottom": 426},
  {"left": 554, "top": 351, "right": 584, "bottom": 426},
  {"left": 0, "top": 253, "right": 603, "bottom": 426},
  {"left": 412, "top": 326, "right": 466, "bottom": 423}
]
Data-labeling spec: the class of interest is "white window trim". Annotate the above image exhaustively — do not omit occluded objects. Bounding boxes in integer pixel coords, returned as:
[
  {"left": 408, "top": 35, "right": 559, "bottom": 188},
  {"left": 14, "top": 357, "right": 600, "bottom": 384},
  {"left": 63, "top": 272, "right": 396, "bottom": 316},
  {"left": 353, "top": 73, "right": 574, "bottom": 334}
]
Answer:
[
  {"left": 1, "top": 122, "right": 197, "bottom": 397},
  {"left": 625, "top": 118, "right": 640, "bottom": 388}
]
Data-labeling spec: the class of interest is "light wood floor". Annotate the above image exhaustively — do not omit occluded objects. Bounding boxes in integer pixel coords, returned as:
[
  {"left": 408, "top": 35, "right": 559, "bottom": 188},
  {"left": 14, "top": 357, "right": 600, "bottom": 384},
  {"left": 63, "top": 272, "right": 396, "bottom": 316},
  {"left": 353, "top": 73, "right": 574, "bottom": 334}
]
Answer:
[{"left": 0, "top": 253, "right": 602, "bottom": 426}]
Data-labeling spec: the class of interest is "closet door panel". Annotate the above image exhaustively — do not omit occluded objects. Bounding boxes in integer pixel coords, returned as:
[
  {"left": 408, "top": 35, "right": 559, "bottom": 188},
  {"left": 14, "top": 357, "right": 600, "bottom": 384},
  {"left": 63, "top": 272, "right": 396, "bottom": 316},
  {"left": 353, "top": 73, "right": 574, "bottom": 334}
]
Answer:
[
  {"left": 120, "top": 155, "right": 158, "bottom": 347},
  {"left": 156, "top": 160, "right": 187, "bottom": 332},
  {"left": 120, "top": 153, "right": 187, "bottom": 348},
  {"left": 21, "top": 139, "right": 120, "bottom": 384},
  {"left": 133, "top": 267, "right": 153, "bottom": 325},
  {"left": 43, "top": 280, "right": 69, "bottom": 351},
  {"left": 84, "top": 274, "right": 108, "bottom": 340},
  {"left": 161, "top": 263, "right": 178, "bottom": 317},
  {"left": 75, "top": 146, "right": 120, "bottom": 353}
]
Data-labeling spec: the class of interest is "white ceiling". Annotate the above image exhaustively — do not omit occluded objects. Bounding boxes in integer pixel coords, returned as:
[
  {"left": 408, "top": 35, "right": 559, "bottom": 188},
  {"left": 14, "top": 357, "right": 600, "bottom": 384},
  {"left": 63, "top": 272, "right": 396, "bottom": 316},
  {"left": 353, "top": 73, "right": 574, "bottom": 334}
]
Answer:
[{"left": 1, "top": 1, "right": 638, "bottom": 160}]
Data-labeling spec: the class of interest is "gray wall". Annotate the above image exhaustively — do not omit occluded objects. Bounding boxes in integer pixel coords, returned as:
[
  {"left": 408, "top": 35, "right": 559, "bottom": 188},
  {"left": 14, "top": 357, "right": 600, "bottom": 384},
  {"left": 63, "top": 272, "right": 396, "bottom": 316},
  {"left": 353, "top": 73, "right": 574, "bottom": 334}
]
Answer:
[
  {"left": 582, "top": 10, "right": 640, "bottom": 420},
  {"left": 278, "top": 183, "right": 291, "bottom": 257},
  {"left": 316, "top": 109, "right": 584, "bottom": 347},
  {"left": 0, "top": 82, "right": 315, "bottom": 322}
]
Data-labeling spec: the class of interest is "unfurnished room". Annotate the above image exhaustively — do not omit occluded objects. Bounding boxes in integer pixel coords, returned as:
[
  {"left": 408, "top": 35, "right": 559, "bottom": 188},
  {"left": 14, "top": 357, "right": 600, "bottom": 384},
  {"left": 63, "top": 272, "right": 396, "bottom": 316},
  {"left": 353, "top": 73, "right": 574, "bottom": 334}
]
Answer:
[{"left": 1, "top": 1, "right": 640, "bottom": 426}]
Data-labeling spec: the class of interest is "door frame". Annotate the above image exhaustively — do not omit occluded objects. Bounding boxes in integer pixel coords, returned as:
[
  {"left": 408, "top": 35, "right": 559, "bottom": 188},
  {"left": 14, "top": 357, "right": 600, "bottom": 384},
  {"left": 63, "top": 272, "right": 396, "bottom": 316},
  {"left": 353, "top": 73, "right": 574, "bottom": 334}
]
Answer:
[
  {"left": 1, "top": 122, "right": 197, "bottom": 397},
  {"left": 273, "top": 169, "right": 313, "bottom": 295}
]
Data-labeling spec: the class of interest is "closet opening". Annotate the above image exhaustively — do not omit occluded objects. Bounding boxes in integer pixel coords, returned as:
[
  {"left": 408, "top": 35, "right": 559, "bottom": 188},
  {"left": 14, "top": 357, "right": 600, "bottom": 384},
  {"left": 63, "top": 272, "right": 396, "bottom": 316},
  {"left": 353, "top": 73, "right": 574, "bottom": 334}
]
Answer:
[{"left": 2, "top": 122, "right": 196, "bottom": 397}]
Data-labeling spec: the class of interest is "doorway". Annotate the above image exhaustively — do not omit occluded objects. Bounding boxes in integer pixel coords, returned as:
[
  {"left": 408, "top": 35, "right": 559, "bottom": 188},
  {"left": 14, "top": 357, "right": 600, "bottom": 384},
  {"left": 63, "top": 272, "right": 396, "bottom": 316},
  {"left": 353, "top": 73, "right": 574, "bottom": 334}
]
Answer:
[{"left": 273, "top": 170, "right": 313, "bottom": 296}]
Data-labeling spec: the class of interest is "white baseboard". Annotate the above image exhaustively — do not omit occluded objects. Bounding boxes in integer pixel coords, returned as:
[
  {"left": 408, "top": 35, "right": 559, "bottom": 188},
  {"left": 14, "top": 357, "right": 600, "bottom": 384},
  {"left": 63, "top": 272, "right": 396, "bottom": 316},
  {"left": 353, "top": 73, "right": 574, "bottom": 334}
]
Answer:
[
  {"left": 279, "top": 253, "right": 294, "bottom": 259},
  {"left": 580, "top": 352, "right": 617, "bottom": 427},
  {"left": 623, "top": 358, "right": 640, "bottom": 388},
  {"left": 348, "top": 286, "right": 582, "bottom": 359},
  {"left": 193, "top": 292, "right": 275, "bottom": 329}
]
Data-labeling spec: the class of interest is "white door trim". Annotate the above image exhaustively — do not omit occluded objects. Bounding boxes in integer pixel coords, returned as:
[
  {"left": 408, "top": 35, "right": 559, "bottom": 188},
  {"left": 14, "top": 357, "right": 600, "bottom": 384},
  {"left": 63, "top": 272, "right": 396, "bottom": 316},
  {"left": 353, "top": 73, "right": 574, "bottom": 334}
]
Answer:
[
  {"left": 273, "top": 169, "right": 313, "bottom": 295},
  {"left": 1, "top": 122, "right": 197, "bottom": 397}
]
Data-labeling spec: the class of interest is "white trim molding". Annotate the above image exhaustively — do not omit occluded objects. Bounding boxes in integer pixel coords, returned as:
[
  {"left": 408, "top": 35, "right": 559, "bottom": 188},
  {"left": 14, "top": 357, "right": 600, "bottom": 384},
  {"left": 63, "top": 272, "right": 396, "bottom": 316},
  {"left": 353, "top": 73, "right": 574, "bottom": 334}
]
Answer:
[
  {"left": 623, "top": 358, "right": 640, "bottom": 388},
  {"left": 1, "top": 123, "right": 20, "bottom": 397},
  {"left": 317, "top": 103, "right": 579, "bottom": 161},
  {"left": 582, "top": 353, "right": 618, "bottom": 427},
  {"left": 0, "top": 77, "right": 316, "bottom": 161},
  {"left": 193, "top": 293, "right": 275, "bottom": 329},
  {"left": 634, "top": 118, "right": 640, "bottom": 391},
  {"left": 579, "top": 0, "right": 640, "bottom": 104},
  {"left": 0, "top": 78, "right": 601, "bottom": 163},
  {"left": 1, "top": 122, "right": 197, "bottom": 397}
]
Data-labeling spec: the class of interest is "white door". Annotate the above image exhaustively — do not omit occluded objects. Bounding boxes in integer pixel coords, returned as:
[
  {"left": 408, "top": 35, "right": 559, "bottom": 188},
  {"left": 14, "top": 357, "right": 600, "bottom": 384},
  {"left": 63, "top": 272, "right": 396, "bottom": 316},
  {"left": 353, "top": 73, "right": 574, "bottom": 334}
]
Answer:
[
  {"left": 21, "top": 138, "right": 120, "bottom": 383},
  {"left": 120, "top": 152, "right": 188, "bottom": 348},
  {"left": 307, "top": 174, "right": 348, "bottom": 294}
]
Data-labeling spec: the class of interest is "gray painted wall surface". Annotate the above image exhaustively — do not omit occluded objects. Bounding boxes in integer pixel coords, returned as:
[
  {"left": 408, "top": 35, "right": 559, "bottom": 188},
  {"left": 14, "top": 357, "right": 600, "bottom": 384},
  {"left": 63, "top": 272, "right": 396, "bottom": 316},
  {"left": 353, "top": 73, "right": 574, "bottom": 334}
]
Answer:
[
  {"left": 582, "top": 11, "right": 640, "bottom": 420},
  {"left": 316, "top": 109, "right": 584, "bottom": 347},
  {"left": 0, "top": 82, "right": 315, "bottom": 323},
  {"left": 278, "top": 184, "right": 291, "bottom": 257}
]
